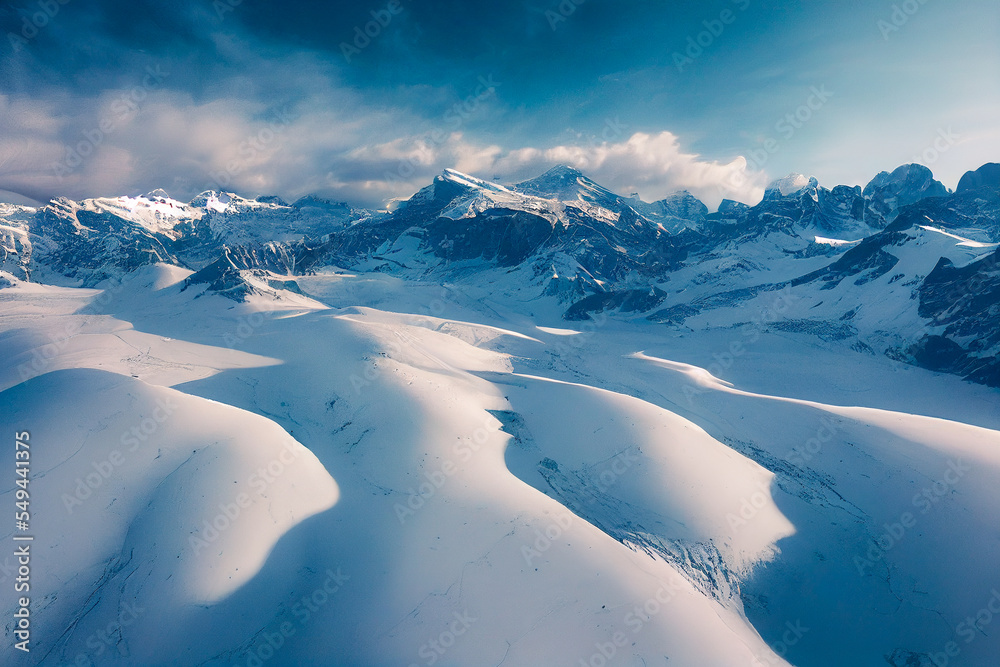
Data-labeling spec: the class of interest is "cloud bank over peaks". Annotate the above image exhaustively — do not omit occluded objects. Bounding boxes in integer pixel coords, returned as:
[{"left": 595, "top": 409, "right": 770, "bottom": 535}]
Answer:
[
  {"left": 335, "top": 129, "right": 766, "bottom": 210},
  {"left": 0, "top": 79, "right": 766, "bottom": 211}
]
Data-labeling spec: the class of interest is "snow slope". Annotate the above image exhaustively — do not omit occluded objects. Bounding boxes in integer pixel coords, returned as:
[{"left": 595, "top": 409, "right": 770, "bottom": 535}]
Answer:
[
  {"left": 2, "top": 162, "right": 999, "bottom": 666},
  {"left": 0, "top": 268, "right": 793, "bottom": 666},
  {"left": 2, "top": 264, "right": 998, "bottom": 666}
]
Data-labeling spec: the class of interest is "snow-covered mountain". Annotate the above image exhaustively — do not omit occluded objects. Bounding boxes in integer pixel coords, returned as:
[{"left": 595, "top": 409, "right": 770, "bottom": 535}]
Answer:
[
  {"left": 3, "top": 161, "right": 997, "bottom": 386},
  {"left": 1, "top": 161, "right": 999, "bottom": 666},
  {"left": 2, "top": 162, "right": 997, "bottom": 387},
  {"left": 0, "top": 189, "right": 371, "bottom": 286}
]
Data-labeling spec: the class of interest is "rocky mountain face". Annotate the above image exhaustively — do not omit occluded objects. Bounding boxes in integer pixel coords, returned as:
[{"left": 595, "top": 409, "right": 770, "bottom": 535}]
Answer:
[
  {"left": 0, "top": 190, "right": 368, "bottom": 287},
  {"left": 862, "top": 163, "right": 949, "bottom": 225},
  {"left": 957, "top": 162, "right": 1000, "bottom": 193},
  {"left": 917, "top": 247, "right": 1000, "bottom": 385},
  {"left": 2, "top": 162, "right": 997, "bottom": 387}
]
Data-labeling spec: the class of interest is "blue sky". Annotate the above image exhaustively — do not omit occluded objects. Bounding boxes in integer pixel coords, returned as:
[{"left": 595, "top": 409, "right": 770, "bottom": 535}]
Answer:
[{"left": 0, "top": 0, "right": 997, "bottom": 209}]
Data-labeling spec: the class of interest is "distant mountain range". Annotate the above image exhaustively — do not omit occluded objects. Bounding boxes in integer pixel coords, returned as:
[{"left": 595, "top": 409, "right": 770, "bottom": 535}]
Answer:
[{"left": 1, "top": 161, "right": 998, "bottom": 386}]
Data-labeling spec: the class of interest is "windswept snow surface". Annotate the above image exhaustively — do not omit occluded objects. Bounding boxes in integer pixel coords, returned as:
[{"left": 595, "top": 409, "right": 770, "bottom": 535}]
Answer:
[{"left": 1, "top": 265, "right": 999, "bottom": 666}]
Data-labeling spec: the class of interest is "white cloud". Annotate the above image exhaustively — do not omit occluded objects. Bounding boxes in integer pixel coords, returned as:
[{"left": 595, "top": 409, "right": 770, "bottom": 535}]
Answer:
[
  {"left": 327, "top": 130, "right": 766, "bottom": 210},
  {"left": 0, "top": 82, "right": 765, "bottom": 211},
  {"left": 0, "top": 28, "right": 768, "bottom": 211},
  {"left": 494, "top": 131, "right": 766, "bottom": 208}
]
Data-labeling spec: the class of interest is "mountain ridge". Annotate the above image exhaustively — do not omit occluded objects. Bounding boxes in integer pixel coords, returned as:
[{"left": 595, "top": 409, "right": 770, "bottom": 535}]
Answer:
[{"left": 1, "top": 161, "right": 996, "bottom": 387}]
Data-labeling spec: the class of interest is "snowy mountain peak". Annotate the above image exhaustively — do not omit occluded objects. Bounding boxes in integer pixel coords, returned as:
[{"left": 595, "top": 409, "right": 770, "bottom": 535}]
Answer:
[
  {"left": 144, "top": 188, "right": 171, "bottom": 201},
  {"left": 439, "top": 168, "right": 512, "bottom": 194},
  {"left": 516, "top": 164, "right": 593, "bottom": 191},
  {"left": 654, "top": 189, "right": 703, "bottom": 207},
  {"left": 539, "top": 164, "right": 584, "bottom": 180},
  {"left": 513, "top": 164, "right": 623, "bottom": 211},
  {"left": 764, "top": 173, "right": 816, "bottom": 199},
  {"left": 293, "top": 194, "right": 349, "bottom": 208},
  {"left": 189, "top": 190, "right": 236, "bottom": 211},
  {"left": 255, "top": 195, "right": 291, "bottom": 206}
]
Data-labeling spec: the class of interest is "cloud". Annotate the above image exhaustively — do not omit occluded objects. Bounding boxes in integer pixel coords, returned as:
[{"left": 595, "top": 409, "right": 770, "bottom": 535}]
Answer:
[
  {"left": 326, "top": 129, "right": 765, "bottom": 209},
  {"left": 0, "top": 6, "right": 766, "bottom": 212},
  {"left": 0, "top": 0, "right": 767, "bottom": 213},
  {"left": 0, "top": 0, "right": 996, "bottom": 213},
  {"left": 494, "top": 131, "right": 766, "bottom": 208},
  {"left": 0, "top": 70, "right": 764, "bottom": 211}
]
